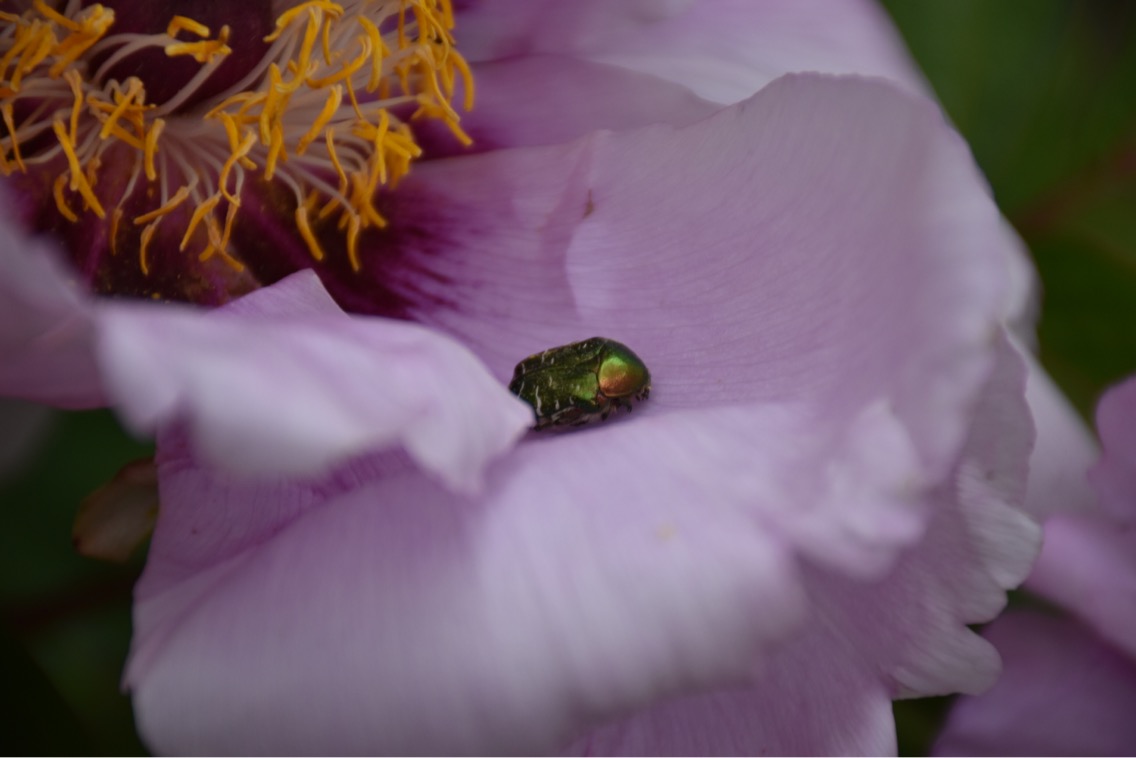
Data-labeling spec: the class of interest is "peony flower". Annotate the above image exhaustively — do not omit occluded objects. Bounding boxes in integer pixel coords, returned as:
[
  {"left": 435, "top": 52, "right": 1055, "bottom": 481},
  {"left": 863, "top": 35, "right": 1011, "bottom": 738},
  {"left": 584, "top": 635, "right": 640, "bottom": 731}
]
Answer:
[
  {"left": 935, "top": 376, "right": 1136, "bottom": 756},
  {"left": 0, "top": 0, "right": 1080, "bottom": 754}
]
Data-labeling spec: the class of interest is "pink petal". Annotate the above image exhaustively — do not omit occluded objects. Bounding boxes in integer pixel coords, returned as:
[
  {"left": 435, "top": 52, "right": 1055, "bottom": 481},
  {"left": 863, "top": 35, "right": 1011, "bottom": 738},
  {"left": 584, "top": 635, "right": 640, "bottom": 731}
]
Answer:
[
  {"left": 0, "top": 210, "right": 103, "bottom": 407},
  {"left": 129, "top": 410, "right": 808, "bottom": 754},
  {"left": 1027, "top": 513, "right": 1136, "bottom": 662},
  {"left": 374, "top": 74, "right": 1018, "bottom": 480},
  {"left": 458, "top": 0, "right": 926, "bottom": 104},
  {"left": 1026, "top": 376, "right": 1136, "bottom": 660},
  {"left": 97, "top": 271, "right": 531, "bottom": 492},
  {"left": 419, "top": 55, "right": 718, "bottom": 156},
  {"left": 1090, "top": 376, "right": 1136, "bottom": 521},
  {"left": 934, "top": 611, "right": 1136, "bottom": 757}
]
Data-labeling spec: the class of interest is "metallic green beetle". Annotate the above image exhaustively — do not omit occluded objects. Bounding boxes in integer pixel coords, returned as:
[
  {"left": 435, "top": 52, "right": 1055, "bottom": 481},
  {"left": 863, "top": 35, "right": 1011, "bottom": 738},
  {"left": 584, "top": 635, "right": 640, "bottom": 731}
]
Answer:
[{"left": 508, "top": 337, "right": 651, "bottom": 431}]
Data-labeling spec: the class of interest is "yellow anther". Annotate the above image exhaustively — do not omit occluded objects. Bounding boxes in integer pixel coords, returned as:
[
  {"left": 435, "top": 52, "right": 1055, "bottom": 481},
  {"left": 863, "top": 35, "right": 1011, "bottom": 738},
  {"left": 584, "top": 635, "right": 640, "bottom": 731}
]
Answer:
[
  {"left": 356, "top": 16, "right": 384, "bottom": 90},
  {"left": 102, "top": 121, "right": 145, "bottom": 151},
  {"left": 63, "top": 69, "right": 83, "bottom": 142},
  {"left": 264, "top": 122, "right": 286, "bottom": 180},
  {"left": 143, "top": 119, "right": 165, "bottom": 181},
  {"left": 139, "top": 222, "right": 157, "bottom": 275},
  {"left": 266, "top": 2, "right": 344, "bottom": 43},
  {"left": 203, "top": 212, "right": 225, "bottom": 251},
  {"left": 218, "top": 130, "right": 256, "bottom": 201},
  {"left": 217, "top": 113, "right": 257, "bottom": 170},
  {"left": 98, "top": 78, "right": 144, "bottom": 140},
  {"left": 53, "top": 175, "right": 78, "bottom": 222},
  {"left": 0, "top": 103, "right": 25, "bottom": 173},
  {"left": 295, "top": 205, "right": 327, "bottom": 261},
  {"left": 324, "top": 128, "right": 348, "bottom": 192},
  {"left": 33, "top": 0, "right": 78, "bottom": 30},
  {"left": 295, "top": 9, "right": 321, "bottom": 78},
  {"left": 45, "top": 4, "right": 115, "bottom": 78},
  {"left": 306, "top": 41, "right": 369, "bottom": 88},
  {"left": 321, "top": 15, "right": 333, "bottom": 63},
  {"left": 52, "top": 119, "right": 105, "bottom": 218},
  {"left": 133, "top": 185, "right": 191, "bottom": 225},
  {"left": 167, "top": 16, "right": 211, "bottom": 39},
  {"left": 165, "top": 36, "right": 232, "bottom": 63},
  {"left": 180, "top": 195, "right": 221, "bottom": 251},
  {"left": 259, "top": 63, "right": 297, "bottom": 144},
  {"left": 296, "top": 85, "right": 342, "bottom": 154},
  {"left": 346, "top": 214, "right": 362, "bottom": 272},
  {"left": 16, "top": 25, "right": 56, "bottom": 85}
]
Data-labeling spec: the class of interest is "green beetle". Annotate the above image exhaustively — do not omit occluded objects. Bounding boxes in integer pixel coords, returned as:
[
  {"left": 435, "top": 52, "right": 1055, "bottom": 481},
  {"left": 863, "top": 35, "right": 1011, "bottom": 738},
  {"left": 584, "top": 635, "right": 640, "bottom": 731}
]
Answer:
[{"left": 508, "top": 337, "right": 652, "bottom": 431}]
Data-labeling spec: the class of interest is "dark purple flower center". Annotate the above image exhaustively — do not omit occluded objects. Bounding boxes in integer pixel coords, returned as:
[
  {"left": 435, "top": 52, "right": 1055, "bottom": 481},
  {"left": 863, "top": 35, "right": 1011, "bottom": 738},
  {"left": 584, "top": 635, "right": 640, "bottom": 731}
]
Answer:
[
  {"left": 0, "top": 0, "right": 472, "bottom": 306},
  {"left": 87, "top": 0, "right": 274, "bottom": 111}
]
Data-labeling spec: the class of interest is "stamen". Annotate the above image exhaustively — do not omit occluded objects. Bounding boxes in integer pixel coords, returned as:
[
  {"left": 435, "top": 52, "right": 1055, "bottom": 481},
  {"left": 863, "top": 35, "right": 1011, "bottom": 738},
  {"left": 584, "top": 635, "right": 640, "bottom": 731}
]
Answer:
[
  {"left": 133, "top": 185, "right": 191, "bottom": 226},
  {"left": 295, "top": 205, "right": 327, "bottom": 261},
  {"left": 1, "top": 102, "right": 25, "bottom": 172},
  {"left": 181, "top": 195, "right": 222, "bottom": 252},
  {"left": 2, "top": 0, "right": 473, "bottom": 279},
  {"left": 139, "top": 221, "right": 157, "bottom": 274},
  {"left": 165, "top": 31, "right": 232, "bottom": 66},
  {"left": 143, "top": 119, "right": 165, "bottom": 181},
  {"left": 296, "top": 85, "right": 342, "bottom": 154},
  {"left": 167, "top": 16, "right": 212, "bottom": 40},
  {"left": 51, "top": 119, "right": 104, "bottom": 217},
  {"left": 52, "top": 174, "right": 78, "bottom": 222}
]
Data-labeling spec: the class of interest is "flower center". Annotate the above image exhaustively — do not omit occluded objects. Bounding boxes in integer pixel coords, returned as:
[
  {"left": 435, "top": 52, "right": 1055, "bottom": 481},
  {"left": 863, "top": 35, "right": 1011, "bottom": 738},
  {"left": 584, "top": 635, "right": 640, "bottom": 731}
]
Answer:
[{"left": 0, "top": 0, "right": 472, "bottom": 277}]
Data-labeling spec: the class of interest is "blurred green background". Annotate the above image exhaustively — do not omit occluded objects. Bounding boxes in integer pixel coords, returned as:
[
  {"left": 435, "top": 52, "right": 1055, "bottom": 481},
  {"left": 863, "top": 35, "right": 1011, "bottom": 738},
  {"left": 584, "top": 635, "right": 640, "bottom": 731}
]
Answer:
[{"left": 3, "top": 1, "right": 1136, "bottom": 754}]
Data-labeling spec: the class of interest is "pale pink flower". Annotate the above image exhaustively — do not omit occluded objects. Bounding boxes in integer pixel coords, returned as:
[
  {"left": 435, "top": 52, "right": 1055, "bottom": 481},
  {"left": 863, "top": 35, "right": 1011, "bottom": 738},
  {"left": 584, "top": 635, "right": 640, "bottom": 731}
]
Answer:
[{"left": 0, "top": 1, "right": 1075, "bottom": 753}]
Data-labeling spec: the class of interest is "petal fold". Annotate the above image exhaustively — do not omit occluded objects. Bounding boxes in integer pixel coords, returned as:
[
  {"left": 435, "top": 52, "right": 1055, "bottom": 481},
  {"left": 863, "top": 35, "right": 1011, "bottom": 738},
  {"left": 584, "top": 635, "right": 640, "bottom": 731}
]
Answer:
[{"left": 98, "top": 271, "right": 531, "bottom": 492}]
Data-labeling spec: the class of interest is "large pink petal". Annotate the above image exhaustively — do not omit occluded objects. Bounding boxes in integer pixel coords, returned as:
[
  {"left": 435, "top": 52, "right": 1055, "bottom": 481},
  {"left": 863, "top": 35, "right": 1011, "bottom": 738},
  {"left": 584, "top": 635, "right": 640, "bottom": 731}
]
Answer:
[
  {"left": 129, "top": 409, "right": 808, "bottom": 755},
  {"left": 427, "top": 0, "right": 924, "bottom": 156},
  {"left": 458, "top": 0, "right": 926, "bottom": 103},
  {"left": 361, "top": 75, "right": 1018, "bottom": 486},
  {"left": 934, "top": 611, "right": 1136, "bottom": 757},
  {"left": 98, "top": 271, "right": 531, "bottom": 492}
]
